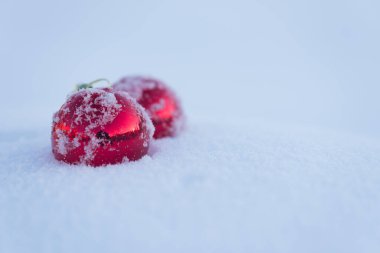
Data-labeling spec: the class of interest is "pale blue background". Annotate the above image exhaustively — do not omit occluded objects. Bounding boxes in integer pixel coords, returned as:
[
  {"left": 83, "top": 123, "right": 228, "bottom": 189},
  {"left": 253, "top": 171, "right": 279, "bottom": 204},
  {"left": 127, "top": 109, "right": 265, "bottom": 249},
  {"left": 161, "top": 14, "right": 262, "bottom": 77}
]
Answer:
[{"left": 0, "top": 0, "right": 379, "bottom": 137}]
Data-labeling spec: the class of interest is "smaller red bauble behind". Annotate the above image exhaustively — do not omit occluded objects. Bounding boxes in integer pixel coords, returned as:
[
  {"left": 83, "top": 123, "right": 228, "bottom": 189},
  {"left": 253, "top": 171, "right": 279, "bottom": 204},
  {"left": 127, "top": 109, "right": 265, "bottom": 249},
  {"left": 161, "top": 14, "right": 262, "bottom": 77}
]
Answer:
[
  {"left": 113, "top": 76, "right": 184, "bottom": 139},
  {"left": 51, "top": 87, "right": 154, "bottom": 167}
]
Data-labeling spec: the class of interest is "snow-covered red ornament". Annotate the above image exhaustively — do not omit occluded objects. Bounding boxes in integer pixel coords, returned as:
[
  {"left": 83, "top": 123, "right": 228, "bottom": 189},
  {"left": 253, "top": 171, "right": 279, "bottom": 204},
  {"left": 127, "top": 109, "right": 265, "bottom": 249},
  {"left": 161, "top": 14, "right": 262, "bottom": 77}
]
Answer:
[
  {"left": 51, "top": 80, "right": 154, "bottom": 167},
  {"left": 113, "top": 76, "right": 184, "bottom": 139}
]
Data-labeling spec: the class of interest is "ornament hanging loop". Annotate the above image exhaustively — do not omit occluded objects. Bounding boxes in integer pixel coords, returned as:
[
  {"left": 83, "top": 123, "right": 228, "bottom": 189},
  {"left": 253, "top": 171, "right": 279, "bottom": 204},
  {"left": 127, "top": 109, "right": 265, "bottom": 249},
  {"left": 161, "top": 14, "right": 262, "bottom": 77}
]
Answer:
[{"left": 76, "top": 78, "right": 111, "bottom": 91}]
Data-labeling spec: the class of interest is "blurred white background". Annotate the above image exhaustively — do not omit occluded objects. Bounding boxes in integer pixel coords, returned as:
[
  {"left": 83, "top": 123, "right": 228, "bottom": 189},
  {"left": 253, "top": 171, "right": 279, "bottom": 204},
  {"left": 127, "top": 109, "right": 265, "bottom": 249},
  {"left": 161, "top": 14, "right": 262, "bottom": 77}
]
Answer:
[{"left": 0, "top": 0, "right": 379, "bottom": 137}]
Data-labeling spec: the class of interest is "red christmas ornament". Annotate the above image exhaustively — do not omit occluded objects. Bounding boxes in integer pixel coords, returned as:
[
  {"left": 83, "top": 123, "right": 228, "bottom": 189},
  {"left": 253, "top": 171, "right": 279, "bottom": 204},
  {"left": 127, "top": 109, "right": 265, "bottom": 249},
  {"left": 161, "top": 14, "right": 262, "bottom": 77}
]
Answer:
[
  {"left": 51, "top": 80, "right": 154, "bottom": 166},
  {"left": 113, "top": 76, "right": 184, "bottom": 139}
]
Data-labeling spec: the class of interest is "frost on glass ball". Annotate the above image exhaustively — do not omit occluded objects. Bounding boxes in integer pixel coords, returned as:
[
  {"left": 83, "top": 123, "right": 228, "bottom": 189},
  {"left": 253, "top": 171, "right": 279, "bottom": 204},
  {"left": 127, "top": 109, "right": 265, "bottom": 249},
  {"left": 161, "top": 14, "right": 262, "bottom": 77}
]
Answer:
[
  {"left": 51, "top": 87, "right": 154, "bottom": 166},
  {"left": 113, "top": 76, "right": 184, "bottom": 139}
]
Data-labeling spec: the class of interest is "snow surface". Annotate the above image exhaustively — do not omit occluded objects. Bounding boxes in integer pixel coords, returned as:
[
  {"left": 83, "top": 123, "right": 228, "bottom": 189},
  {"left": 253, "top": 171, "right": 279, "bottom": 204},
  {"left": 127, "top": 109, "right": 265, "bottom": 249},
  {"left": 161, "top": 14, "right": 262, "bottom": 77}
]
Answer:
[{"left": 1, "top": 118, "right": 380, "bottom": 253}]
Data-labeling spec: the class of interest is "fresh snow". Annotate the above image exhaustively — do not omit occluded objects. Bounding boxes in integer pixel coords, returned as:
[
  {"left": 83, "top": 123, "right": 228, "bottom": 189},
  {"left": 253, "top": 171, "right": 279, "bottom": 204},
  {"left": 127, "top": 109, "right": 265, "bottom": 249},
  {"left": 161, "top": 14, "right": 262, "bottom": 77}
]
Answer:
[{"left": 1, "top": 118, "right": 380, "bottom": 253}]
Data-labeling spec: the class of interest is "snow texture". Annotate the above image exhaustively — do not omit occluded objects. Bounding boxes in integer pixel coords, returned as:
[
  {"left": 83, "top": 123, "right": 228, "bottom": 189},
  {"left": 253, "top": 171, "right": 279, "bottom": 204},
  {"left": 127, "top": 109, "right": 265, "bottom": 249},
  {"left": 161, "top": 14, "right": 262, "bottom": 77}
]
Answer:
[{"left": 1, "top": 118, "right": 380, "bottom": 253}]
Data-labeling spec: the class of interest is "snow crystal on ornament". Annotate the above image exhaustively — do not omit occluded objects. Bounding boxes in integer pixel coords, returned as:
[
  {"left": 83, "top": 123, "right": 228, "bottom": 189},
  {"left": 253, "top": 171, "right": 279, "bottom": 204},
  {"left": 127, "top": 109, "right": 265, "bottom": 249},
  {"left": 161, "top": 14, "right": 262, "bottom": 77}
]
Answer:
[
  {"left": 52, "top": 86, "right": 154, "bottom": 166},
  {"left": 113, "top": 76, "right": 185, "bottom": 139}
]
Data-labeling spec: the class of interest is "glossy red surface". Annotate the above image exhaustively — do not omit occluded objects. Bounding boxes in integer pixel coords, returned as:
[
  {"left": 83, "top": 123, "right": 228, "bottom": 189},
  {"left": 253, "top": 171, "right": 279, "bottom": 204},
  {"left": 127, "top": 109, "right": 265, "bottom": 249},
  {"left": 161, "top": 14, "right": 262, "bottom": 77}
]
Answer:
[
  {"left": 113, "top": 76, "right": 184, "bottom": 139},
  {"left": 51, "top": 88, "right": 152, "bottom": 167}
]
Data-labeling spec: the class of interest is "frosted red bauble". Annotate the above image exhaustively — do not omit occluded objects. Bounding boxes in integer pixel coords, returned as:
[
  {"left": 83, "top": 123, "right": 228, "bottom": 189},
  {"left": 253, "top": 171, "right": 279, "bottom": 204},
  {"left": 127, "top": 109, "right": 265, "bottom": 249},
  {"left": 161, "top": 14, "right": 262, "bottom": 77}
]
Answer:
[
  {"left": 51, "top": 88, "right": 154, "bottom": 166},
  {"left": 113, "top": 76, "right": 184, "bottom": 139}
]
